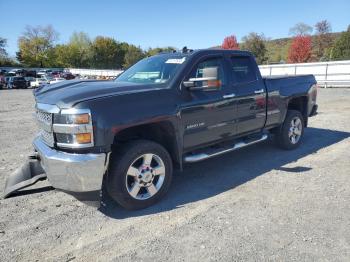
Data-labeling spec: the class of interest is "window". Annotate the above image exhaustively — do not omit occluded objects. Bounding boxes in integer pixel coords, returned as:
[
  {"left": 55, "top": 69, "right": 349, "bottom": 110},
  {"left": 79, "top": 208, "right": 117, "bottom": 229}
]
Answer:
[
  {"left": 230, "top": 56, "right": 257, "bottom": 84},
  {"left": 188, "top": 57, "right": 226, "bottom": 88},
  {"left": 116, "top": 55, "right": 186, "bottom": 85}
]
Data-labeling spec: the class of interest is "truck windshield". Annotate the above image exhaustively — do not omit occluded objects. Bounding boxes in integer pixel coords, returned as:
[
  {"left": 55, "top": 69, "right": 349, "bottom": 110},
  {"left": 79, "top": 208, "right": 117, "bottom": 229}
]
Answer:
[{"left": 115, "top": 55, "right": 186, "bottom": 84}]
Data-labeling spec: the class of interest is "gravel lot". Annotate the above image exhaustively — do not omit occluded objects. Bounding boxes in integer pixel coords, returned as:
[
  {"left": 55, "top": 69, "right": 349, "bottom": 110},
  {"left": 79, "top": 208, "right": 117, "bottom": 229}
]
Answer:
[{"left": 0, "top": 88, "right": 349, "bottom": 261}]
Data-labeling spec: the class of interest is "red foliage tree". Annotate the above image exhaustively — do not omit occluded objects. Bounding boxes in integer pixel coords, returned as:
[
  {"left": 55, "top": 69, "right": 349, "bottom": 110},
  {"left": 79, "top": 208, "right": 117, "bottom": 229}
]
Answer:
[
  {"left": 222, "top": 35, "right": 239, "bottom": 50},
  {"left": 287, "top": 35, "right": 312, "bottom": 63}
]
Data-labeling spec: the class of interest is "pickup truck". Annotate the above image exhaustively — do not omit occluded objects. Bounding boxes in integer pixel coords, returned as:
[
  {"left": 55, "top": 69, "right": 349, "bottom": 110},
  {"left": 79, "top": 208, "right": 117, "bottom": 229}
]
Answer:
[{"left": 3, "top": 49, "right": 318, "bottom": 210}]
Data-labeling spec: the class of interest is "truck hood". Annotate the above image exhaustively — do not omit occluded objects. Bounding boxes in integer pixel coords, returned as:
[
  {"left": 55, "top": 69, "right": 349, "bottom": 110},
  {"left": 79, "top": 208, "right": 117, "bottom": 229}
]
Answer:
[{"left": 34, "top": 79, "right": 162, "bottom": 108}]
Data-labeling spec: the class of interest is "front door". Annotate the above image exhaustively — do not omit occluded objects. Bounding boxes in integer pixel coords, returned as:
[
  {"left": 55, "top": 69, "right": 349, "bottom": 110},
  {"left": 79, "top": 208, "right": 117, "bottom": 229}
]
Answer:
[{"left": 180, "top": 56, "right": 237, "bottom": 152}]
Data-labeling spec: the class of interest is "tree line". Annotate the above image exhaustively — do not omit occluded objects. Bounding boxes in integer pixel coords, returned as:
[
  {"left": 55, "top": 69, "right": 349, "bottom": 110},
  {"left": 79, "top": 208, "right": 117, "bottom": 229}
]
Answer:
[
  {"left": 1, "top": 21, "right": 350, "bottom": 69},
  {"left": 0, "top": 25, "right": 176, "bottom": 69},
  {"left": 222, "top": 20, "right": 350, "bottom": 64}
]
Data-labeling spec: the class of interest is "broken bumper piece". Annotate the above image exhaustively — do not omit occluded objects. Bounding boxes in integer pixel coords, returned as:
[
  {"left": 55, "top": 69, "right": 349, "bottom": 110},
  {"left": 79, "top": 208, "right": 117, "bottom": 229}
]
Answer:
[{"left": 3, "top": 137, "right": 109, "bottom": 204}]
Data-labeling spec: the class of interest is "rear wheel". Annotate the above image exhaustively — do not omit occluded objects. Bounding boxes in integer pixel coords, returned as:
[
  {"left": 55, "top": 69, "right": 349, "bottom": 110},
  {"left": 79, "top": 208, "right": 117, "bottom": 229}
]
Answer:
[
  {"left": 276, "top": 110, "right": 304, "bottom": 150},
  {"left": 106, "top": 140, "right": 173, "bottom": 210}
]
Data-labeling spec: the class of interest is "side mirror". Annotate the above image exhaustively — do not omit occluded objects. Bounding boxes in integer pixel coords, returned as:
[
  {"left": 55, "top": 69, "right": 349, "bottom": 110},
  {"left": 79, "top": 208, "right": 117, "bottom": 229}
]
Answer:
[{"left": 183, "top": 67, "right": 221, "bottom": 90}]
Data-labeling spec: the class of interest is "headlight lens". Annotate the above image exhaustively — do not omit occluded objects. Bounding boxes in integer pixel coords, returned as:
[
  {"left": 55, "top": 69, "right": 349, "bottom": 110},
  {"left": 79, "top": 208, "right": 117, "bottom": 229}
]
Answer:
[
  {"left": 54, "top": 113, "right": 90, "bottom": 124},
  {"left": 53, "top": 109, "right": 94, "bottom": 148}
]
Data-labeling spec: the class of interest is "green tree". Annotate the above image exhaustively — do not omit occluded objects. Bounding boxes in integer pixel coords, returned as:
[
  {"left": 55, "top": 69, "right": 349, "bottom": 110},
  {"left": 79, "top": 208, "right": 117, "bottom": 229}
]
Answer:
[
  {"left": 17, "top": 25, "right": 58, "bottom": 67},
  {"left": 91, "top": 36, "right": 123, "bottom": 69},
  {"left": 330, "top": 26, "right": 350, "bottom": 60},
  {"left": 146, "top": 47, "right": 176, "bottom": 56},
  {"left": 123, "top": 45, "right": 145, "bottom": 68},
  {"left": 0, "top": 37, "right": 13, "bottom": 66},
  {"left": 67, "top": 32, "right": 92, "bottom": 67},
  {"left": 241, "top": 33, "right": 268, "bottom": 64}
]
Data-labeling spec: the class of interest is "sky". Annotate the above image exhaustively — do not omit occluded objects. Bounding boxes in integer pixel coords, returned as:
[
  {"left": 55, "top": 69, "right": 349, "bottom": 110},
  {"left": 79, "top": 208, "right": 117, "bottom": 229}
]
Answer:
[{"left": 1, "top": 0, "right": 350, "bottom": 56}]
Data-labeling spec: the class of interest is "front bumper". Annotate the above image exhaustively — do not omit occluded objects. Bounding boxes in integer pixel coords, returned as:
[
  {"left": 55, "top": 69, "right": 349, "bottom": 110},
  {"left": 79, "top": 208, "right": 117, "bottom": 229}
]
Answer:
[{"left": 33, "top": 137, "right": 108, "bottom": 200}]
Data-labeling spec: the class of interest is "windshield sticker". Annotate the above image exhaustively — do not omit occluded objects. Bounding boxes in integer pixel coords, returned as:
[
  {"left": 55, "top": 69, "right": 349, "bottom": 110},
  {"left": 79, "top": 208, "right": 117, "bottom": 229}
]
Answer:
[{"left": 165, "top": 57, "right": 186, "bottom": 64}]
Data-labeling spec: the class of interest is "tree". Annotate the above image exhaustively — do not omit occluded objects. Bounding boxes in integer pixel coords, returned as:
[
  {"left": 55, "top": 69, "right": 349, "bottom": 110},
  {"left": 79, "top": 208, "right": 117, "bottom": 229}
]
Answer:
[
  {"left": 330, "top": 26, "right": 350, "bottom": 60},
  {"left": 17, "top": 25, "right": 59, "bottom": 67},
  {"left": 314, "top": 20, "right": 333, "bottom": 60},
  {"left": 289, "top": 22, "right": 313, "bottom": 36},
  {"left": 287, "top": 35, "right": 312, "bottom": 63},
  {"left": 123, "top": 45, "right": 145, "bottom": 68},
  {"left": 66, "top": 32, "right": 92, "bottom": 67},
  {"left": 0, "top": 37, "right": 7, "bottom": 57},
  {"left": 91, "top": 36, "right": 120, "bottom": 69},
  {"left": 222, "top": 35, "right": 239, "bottom": 50},
  {"left": 241, "top": 33, "right": 267, "bottom": 64},
  {"left": 146, "top": 47, "right": 176, "bottom": 56}
]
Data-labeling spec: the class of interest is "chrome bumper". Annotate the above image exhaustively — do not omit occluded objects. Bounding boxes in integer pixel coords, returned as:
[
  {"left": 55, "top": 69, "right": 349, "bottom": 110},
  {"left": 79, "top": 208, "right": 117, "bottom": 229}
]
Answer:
[{"left": 33, "top": 137, "right": 108, "bottom": 193}]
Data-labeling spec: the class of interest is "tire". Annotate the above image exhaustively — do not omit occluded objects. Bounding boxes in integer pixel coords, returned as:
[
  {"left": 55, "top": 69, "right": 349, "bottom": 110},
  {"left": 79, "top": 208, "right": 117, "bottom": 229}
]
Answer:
[
  {"left": 275, "top": 110, "right": 304, "bottom": 150},
  {"left": 106, "top": 140, "right": 173, "bottom": 210}
]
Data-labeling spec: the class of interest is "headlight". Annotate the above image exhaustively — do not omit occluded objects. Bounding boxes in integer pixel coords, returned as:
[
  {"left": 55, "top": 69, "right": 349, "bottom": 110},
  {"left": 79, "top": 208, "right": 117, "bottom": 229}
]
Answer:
[{"left": 53, "top": 108, "right": 94, "bottom": 148}]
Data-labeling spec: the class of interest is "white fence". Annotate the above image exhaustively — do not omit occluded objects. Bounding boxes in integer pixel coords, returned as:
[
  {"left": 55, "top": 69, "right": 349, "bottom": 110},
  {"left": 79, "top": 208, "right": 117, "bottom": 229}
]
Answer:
[
  {"left": 66, "top": 60, "right": 350, "bottom": 87},
  {"left": 259, "top": 60, "right": 350, "bottom": 87},
  {"left": 67, "top": 68, "right": 123, "bottom": 77}
]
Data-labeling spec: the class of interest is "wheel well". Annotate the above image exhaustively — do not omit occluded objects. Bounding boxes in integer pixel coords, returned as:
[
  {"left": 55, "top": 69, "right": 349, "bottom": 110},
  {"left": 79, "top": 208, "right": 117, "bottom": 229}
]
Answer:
[
  {"left": 288, "top": 96, "right": 308, "bottom": 126},
  {"left": 112, "top": 122, "right": 180, "bottom": 168}
]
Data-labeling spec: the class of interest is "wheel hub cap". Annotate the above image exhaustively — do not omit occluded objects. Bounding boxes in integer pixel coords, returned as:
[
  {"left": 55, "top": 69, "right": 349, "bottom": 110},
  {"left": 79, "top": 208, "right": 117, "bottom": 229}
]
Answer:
[
  {"left": 125, "top": 153, "right": 166, "bottom": 200},
  {"left": 138, "top": 166, "right": 154, "bottom": 184}
]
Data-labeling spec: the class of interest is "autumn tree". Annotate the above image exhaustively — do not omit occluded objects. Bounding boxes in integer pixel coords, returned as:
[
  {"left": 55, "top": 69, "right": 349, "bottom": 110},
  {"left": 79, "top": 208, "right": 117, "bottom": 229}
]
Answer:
[
  {"left": 314, "top": 20, "right": 333, "bottom": 60},
  {"left": 289, "top": 22, "right": 313, "bottom": 36},
  {"left": 287, "top": 35, "right": 312, "bottom": 63},
  {"left": 241, "top": 33, "right": 267, "bottom": 64},
  {"left": 17, "top": 25, "right": 58, "bottom": 67},
  {"left": 222, "top": 35, "right": 239, "bottom": 50}
]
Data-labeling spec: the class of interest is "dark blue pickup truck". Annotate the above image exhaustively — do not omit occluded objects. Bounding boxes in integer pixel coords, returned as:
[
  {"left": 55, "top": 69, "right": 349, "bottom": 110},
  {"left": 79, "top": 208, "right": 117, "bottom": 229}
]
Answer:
[{"left": 4, "top": 49, "right": 318, "bottom": 210}]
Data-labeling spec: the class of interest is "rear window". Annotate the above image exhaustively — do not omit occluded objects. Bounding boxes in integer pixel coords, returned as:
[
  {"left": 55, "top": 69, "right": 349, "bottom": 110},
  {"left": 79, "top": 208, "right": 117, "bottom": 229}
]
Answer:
[
  {"left": 230, "top": 56, "right": 257, "bottom": 84},
  {"left": 14, "top": 77, "right": 25, "bottom": 80}
]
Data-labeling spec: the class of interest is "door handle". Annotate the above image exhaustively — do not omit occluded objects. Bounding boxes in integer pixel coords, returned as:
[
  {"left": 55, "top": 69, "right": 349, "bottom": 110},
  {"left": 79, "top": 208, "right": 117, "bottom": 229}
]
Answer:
[
  {"left": 223, "top": 93, "right": 236, "bottom": 99},
  {"left": 254, "top": 89, "right": 264, "bottom": 94}
]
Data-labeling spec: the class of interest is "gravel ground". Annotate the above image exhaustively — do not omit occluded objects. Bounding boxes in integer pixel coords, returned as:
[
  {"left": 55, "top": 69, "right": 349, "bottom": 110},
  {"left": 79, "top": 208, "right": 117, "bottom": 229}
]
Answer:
[{"left": 0, "top": 88, "right": 349, "bottom": 261}]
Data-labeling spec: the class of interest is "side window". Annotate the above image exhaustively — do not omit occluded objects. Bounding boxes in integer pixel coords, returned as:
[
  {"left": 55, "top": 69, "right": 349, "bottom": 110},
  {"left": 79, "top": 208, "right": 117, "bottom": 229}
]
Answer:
[
  {"left": 230, "top": 56, "right": 257, "bottom": 84},
  {"left": 188, "top": 57, "right": 226, "bottom": 89}
]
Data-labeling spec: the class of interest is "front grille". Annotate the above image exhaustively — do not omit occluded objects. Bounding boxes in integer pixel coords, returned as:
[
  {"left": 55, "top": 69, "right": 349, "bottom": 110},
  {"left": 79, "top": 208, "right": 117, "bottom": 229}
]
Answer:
[
  {"left": 36, "top": 110, "right": 52, "bottom": 126},
  {"left": 36, "top": 109, "right": 54, "bottom": 147},
  {"left": 40, "top": 129, "right": 55, "bottom": 146}
]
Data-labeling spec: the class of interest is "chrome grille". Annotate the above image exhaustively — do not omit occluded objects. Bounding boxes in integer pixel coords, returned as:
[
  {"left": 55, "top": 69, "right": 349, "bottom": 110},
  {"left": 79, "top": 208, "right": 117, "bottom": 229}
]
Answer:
[
  {"left": 36, "top": 110, "right": 52, "bottom": 126},
  {"left": 36, "top": 109, "right": 54, "bottom": 147},
  {"left": 40, "top": 129, "right": 55, "bottom": 146}
]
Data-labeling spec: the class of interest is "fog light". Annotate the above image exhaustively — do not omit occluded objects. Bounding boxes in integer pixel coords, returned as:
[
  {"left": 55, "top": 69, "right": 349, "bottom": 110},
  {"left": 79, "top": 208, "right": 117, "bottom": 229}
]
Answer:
[{"left": 75, "top": 133, "right": 92, "bottom": 144}]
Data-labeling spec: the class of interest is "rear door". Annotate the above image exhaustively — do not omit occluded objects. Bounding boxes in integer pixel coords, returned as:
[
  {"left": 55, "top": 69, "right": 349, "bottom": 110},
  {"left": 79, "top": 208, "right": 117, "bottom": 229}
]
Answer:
[
  {"left": 180, "top": 55, "right": 237, "bottom": 151},
  {"left": 228, "top": 55, "right": 267, "bottom": 135}
]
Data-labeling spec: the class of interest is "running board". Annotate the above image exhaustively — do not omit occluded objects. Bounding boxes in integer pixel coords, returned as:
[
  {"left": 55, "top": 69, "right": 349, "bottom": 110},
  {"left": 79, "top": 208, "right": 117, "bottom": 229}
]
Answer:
[{"left": 184, "top": 134, "right": 268, "bottom": 163}]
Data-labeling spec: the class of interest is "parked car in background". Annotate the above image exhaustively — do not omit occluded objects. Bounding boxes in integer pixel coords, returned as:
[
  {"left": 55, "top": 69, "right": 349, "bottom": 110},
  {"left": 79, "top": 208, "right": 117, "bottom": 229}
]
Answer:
[
  {"left": 25, "top": 77, "right": 35, "bottom": 87},
  {"left": 37, "top": 69, "right": 52, "bottom": 77},
  {"left": 62, "top": 72, "right": 75, "bottom": 80},
  {"left": 0, "top": 75, "right": 4, "bottom": 89},
  {"left": 8, "top": 76, "right": 27, "bottom": 89},
  {"left": 49, "top": 77, "right": 66, "bottom": 84},
  {"left": 4, "top": 76, "right": 12, "bottom": 87},
  {"left": 30, "top": 76, "right": 52, "bottom": 88}
]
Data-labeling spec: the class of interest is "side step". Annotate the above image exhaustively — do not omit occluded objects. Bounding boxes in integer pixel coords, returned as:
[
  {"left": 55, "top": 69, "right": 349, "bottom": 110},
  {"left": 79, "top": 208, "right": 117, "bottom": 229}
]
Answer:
[{"left": 184, "top": 134, "right": 268, "bottom": 163}]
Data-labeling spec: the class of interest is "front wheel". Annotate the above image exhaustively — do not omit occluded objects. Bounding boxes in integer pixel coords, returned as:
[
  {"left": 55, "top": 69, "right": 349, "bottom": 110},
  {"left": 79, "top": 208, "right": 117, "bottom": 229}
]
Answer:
[
  {"left": 106, "top": 140, "right": 173, "bottom": 210},
  {"left": 275, "top": 110, "right": 304, "bottom": 150}
]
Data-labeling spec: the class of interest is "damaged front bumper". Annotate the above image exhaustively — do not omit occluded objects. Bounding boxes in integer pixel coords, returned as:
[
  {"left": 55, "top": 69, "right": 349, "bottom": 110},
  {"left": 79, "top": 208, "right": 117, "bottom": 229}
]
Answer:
[{"left": 3, "top": 137, "right": 109, "bottom": 203}]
